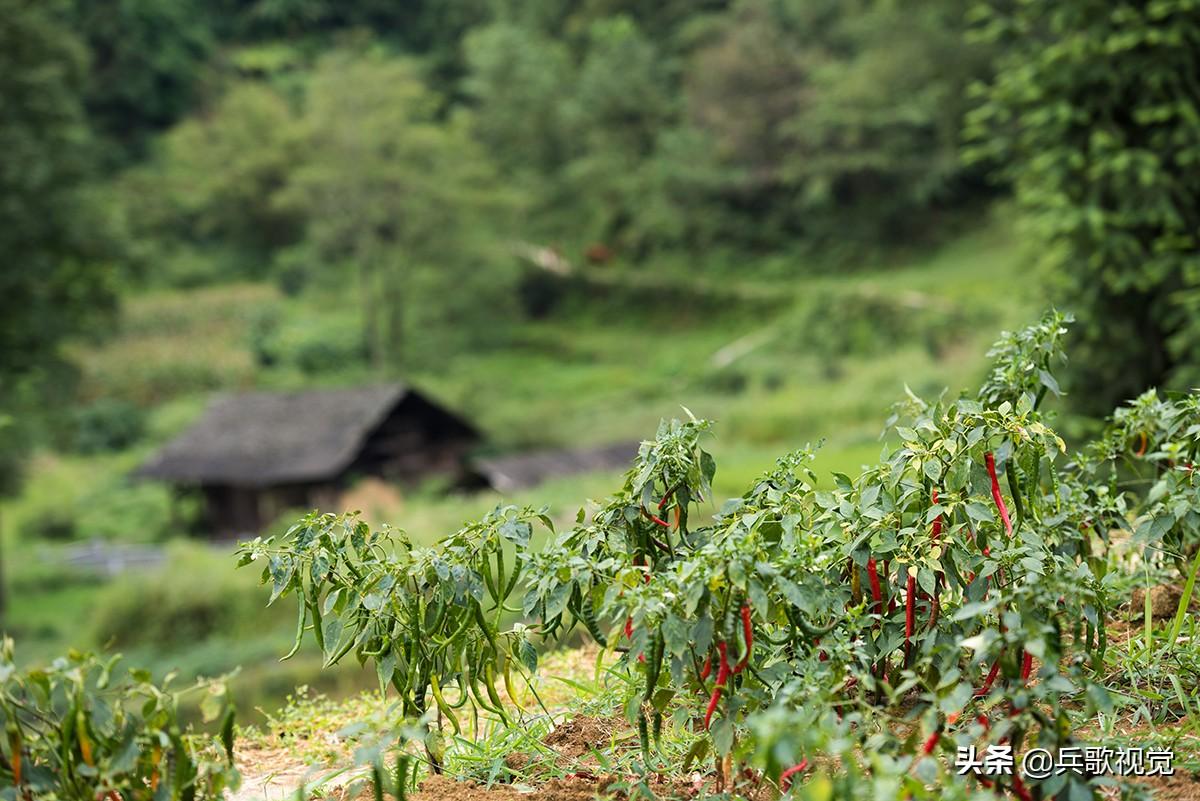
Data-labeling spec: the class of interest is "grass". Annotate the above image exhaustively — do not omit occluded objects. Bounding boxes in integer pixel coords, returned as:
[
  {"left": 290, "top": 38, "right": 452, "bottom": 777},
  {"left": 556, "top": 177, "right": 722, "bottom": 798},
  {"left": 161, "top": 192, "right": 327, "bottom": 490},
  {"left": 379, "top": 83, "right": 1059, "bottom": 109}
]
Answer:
[{"left": 2, "top": 216, "right": 1037, "bottom": 721}]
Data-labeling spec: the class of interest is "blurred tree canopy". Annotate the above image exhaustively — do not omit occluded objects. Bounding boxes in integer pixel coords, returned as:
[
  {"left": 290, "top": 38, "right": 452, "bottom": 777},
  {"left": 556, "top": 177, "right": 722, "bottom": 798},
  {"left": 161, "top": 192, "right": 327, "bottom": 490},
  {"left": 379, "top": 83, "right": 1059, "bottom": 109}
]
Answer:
[
  {"left": 276, "top": 49, "right": 520, "bottom": 370},
  {"left": 968, "top": 0, "right": 1200, "bottom": 414},
  {"left": 0, "top": 0, "right": 117, "bottom": 490},
  {"left": 1, "top": 0, "right": 1194, "bottom": 415},
  {"left": 72, "top": 0, "right": 214, "bottom": 159}
]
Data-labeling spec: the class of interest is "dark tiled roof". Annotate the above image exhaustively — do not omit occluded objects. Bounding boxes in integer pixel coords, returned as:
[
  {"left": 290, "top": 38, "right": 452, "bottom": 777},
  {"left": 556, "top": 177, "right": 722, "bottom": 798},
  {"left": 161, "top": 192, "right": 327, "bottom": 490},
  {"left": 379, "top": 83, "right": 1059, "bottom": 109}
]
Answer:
[{"left": 137, "top": 384, "right": 463, "bottom": 486}]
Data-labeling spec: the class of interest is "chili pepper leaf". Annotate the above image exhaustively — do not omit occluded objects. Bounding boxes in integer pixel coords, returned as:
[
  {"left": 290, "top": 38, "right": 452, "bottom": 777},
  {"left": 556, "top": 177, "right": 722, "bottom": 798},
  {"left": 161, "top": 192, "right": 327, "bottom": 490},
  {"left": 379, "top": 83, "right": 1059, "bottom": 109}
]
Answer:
[
  {"left": 376, "top": 651, "right": 397, "bottom": 694},
  {"left": 431, "top": 558, "right": 450, "bottom": 582},
  {"left": 544, "top": 582, "right": 572, "bottom": 621},
  {"left": 499, "top": 520, "right": 531, "bottom": 547},
  {"left": 268, "top": 556, "right": 295, "bottom": 605},
  {"left": 110, "top": 728, "right": 139, "bottom": 773},
  {"left": 953, "top": 598, "right": 1000, "bottom": 622},
  {"left": 938, "top": 681, "right": 974, "bottom": 715},
  {"left": 684, "top": 578, "right": 706, "bottom": 615},
  {"left": 922, "top": 459, "right": 942, "bottom": 483},
  {"left": 682, "top": 736, "right": 710, "bottom": 771},
  {"left": 518, "top": 636, "right": 538, "bottom": 673},
  {"left": 712, "top": 717, "right": 734, "bottom": 755},
  {"left": 1020, "top": 557, "right": 1045, "bottom": 575},
  {"left": 775, "top": 576, "right": 807, "bottom": 609},
  {"left": 322, "top": 617, "right": 344, "bottom": 658},
  {"left": 1038, "top": 369, "right": 1062, "bottom": 397},
  {"left": 965, "top": 501, "right": 994, "bottom": 524},
  {"left": 323, "top": 587, "right": 342, "bottom": 616},
  {"left": 661, "top": 614, "right": 689, "bottom": 656},
  {"left": 917, "top": 567, "right": 938, "bottom": 597},
  {"left": 692, "top": 617, "right": 714, "bottom": 654},
  {"left": 945, "top": 457, "right": 970, "bottom": 491},
  {"left": 310, "top": 552, "right": 331, "bottom": 584}
]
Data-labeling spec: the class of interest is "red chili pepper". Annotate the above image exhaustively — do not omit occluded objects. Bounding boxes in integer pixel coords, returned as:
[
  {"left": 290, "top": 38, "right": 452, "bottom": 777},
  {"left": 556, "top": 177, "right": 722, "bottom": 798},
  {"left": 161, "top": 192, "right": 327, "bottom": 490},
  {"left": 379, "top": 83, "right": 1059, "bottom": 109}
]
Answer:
[
  {"left": 624, "top": 617, "right": 634, "bottom": 639},
  {"left": 1010, "top": 774, "right": 1033, "bottom": 801},
  {"left": 705, "top": 642, "right": 731, "bottom": 730},
  {"left": 643, "top": 508, "right": 671, "bottom": 528},
  {"left": 930, "top": 489, "right": 941, "bottom": 542},
  {"left": 733, "top": 603, "right": 753, "bottom": 673},
  {"left": 976, "top": 714, "right": 991, "bottom": 731},
  {"left": 884, "top": 560, "right": 895, "bottom": 617},
  {"left": 1020, "top": 651, "right": 1033, "bottom": 682},
  {"left": 779, "top": 759, "right": 809, "bottom": 791},
  {"left": 922, "top": 731, "right": 941, "bottom": 755},
  {"left": 699, "top": 652, "right": 712, "bottom": 681},
  {"left": 985, "top": 452, "right": 1013, "bottom": 536},
  {"left": 904, "top": 572, "right": 916, "bottom": 665},
  {"left": 866, "top": 558, "right": 883, "bottom": 615},
  {"left": 975, "top": 659, "right": 1001, "bottom": 697},
  {"left": 1135, "top": 432, "right": 1148, "bottom": 457}
]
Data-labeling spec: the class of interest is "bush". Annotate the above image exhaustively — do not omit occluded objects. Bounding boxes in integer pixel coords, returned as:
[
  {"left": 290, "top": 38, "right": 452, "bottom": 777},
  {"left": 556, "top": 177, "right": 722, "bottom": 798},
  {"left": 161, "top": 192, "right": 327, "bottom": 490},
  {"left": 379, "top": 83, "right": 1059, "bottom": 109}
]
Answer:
[
  {"left": 76, "top": 480, "right": 191, "bottom": 542},
  {"left": 253, "top": 314, "right": 367, "bottom": 376},
  {"left": 783, "top": 286, "right": 973, "bottom": 371},
  {"left": 71, "top": 398, "right": 145, "bottom": 453},
  {"left": 90, "top": 543, "right": 292, "bottom": 651}
]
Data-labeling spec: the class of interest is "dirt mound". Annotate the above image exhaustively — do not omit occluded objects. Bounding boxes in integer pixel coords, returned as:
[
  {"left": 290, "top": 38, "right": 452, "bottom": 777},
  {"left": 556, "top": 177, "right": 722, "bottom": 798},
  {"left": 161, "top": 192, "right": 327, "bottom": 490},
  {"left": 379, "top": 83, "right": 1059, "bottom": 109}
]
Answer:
[
  {"left": 1129, "top": 583, "right": 1198, "bottom": 620},
  {"left": 543, "top": 715, "right": 624, "bottom": 759}
]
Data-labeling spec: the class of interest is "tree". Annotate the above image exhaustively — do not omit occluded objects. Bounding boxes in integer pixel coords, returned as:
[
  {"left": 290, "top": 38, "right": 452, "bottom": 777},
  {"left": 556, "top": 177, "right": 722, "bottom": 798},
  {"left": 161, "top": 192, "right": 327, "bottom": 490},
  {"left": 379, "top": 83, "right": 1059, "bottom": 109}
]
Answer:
[
  {"left": 784, "top": 0, "right": 993, "bottom": 248},
  {"left": 686, "top": 0, "right": 991, "bottom": 254},
  {"left": 70, "top": 0, "right": 213, "bottom": 158},
  {"left": 278, "top": 48, "right": 518, "bottom": 370},
  {"left": 558, "top": 16, "right": 683, "bottom": 254},
  {"left": 967, "top": 0, "right": 1200, "bottom": 414},
  {"left": 462, "top": 22, "right": 575, "bottom": 178},
  {"left": 0, "top": 0, "right": 117, "bottom": 396},
  {"left": 119, "top": 81, "right": 302, "bottom": 284},
  {"left": 0, "top": 0, "right": 118, "bottom": 617}
]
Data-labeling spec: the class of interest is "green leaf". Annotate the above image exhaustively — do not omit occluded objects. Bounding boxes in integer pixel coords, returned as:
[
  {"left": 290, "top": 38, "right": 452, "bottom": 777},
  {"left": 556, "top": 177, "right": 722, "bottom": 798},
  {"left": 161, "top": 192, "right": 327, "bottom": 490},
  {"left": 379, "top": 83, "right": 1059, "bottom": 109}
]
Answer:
[{"left": 268, "top": 555, "right": 296, "bottom": 605}]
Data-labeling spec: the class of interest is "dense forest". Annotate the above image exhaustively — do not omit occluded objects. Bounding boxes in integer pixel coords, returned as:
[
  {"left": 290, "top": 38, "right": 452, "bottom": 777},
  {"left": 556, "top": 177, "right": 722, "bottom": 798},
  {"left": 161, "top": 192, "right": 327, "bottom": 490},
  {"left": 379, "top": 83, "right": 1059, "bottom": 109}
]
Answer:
[{"left": 5, "top": 0, "right": 1198, "bottom": 443}]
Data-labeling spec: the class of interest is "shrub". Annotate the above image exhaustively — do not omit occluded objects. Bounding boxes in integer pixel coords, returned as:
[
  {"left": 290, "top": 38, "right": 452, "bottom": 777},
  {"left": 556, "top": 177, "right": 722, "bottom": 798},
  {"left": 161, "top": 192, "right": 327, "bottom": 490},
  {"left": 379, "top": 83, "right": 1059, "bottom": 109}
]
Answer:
[
  {"left": 91, "top": 543, "right": 291, "bottom": 651},
  {"left": 71, "top": 398, "right": 145, "bottom": 453},
  {"left": 0, "top": 638, "right": 238, "bottom": 799}
]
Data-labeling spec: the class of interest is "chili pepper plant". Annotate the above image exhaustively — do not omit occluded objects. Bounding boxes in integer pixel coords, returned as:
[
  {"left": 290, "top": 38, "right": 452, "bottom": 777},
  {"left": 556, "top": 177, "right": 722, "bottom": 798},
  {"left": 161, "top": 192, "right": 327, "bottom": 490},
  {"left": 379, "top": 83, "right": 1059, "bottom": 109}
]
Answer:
[
  {"left": 0, "top": 638, "right": 239, "bottom": 800},
  {"left": 238, "top": 311, "right": 1200, "bottom": 800}
]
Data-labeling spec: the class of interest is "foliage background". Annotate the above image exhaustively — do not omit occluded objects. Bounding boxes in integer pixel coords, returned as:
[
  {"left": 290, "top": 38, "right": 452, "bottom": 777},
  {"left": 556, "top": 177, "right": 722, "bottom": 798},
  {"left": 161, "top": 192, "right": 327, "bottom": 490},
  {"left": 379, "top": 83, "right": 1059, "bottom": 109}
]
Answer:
[{"left": 0, "top": 0, "right": 1196, "bottom": 719}]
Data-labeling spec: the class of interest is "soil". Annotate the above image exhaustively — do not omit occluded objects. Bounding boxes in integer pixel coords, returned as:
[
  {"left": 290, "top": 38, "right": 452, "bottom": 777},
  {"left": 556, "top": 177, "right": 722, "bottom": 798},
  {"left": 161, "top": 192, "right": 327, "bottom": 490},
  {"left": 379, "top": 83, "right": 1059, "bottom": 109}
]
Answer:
[
  {"left": 1129, "top": 583, "right": 1198, "bottom": 621},
  {"left": 542, "top": 715, "right": 625, "bottom": 760},
  {"left": 411, "top": 774, "right": 607, "bottom": 801},
  {"left": 1131, "top": 770, "right": 1200, "bottom": 801},
  {"left": 233, "top": 639, "right": 1200, "bottom": 801}
]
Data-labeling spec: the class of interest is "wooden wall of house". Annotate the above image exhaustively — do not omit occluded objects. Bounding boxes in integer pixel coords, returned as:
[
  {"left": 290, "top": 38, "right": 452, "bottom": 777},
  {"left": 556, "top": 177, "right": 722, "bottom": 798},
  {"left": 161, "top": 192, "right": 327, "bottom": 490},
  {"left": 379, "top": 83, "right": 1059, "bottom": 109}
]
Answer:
[
  {"left": 201, "top": 485, "right": 263, "bottom": 537},
  {"left": 351, "top": 394, "right": 477, "bottom": 482},
  {"left": 201, "top": 482, "right": 339, "bottom": 537}
]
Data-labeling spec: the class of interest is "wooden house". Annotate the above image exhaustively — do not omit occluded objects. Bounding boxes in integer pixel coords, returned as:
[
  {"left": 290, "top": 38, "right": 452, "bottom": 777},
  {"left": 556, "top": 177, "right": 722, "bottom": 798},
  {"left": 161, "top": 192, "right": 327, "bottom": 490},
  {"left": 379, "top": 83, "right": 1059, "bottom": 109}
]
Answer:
[{"left": 137, "top": 384, "right": 479, "bottom": 536}]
